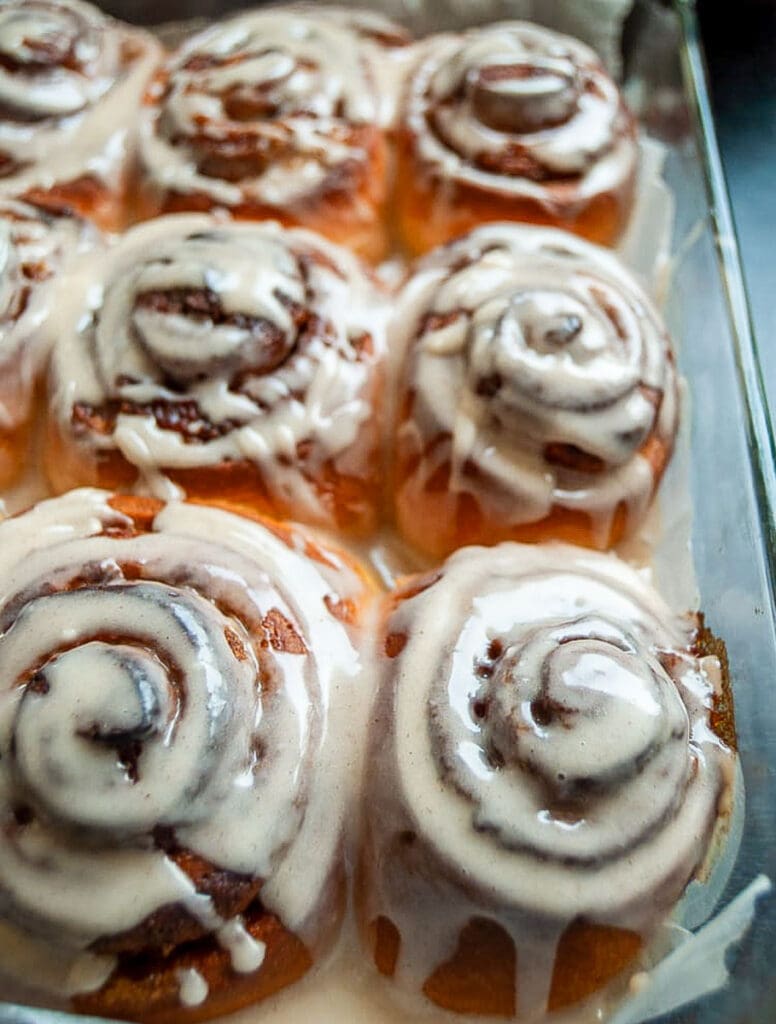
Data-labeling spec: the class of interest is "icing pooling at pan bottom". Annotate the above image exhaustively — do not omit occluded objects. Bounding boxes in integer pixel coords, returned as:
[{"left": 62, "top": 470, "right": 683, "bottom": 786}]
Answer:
[{"left": 0, "top": 879, "right": 759, "bottom": 1024}]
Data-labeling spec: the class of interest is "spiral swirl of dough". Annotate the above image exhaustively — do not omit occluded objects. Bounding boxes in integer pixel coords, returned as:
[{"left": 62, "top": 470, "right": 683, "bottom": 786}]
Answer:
[
  {"left": 404, "top": 21, "right": 637, "bottom": 203},
  {"left": 0, "top": 0, "right": 159, "bottom": 193},
  {"left": 380, "top": 542, "right": 731, "bottom": 922},
  {"left": 394, "top": 223, "right": 678, "bottom": 535},
  {"left": 0, "top": 489, "right": 362, "bottom": 955},
  {"left": 141, "top": 8, "right": 385, "bottom": 209},
  {"left": 0, "top": 0, "right": 118, "bottom": 123},
  {"left": 49, "top": 215, "right": 385, "bottom": 515}
]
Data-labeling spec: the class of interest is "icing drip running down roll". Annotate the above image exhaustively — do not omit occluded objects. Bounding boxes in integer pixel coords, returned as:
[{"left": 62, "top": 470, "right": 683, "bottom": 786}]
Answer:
[
  {"left": 0, "top": 0, "right": 160, "bottom": 231},
  {"left": 45, "top": 214, "right": 388, "bottom": 534},
  {"left": 396, "top": 21, "right": 638, "bottom": 255},
  {"left": 138, "top": 7, "right": 409, "bottom": 262},
  {"left": 360, "top": 543, "right": 734, "bottom": 1019},
  {"left": 391, "top": 223, "right": 678, "bottom": 557},
  {"left": 0, "top": 197, "right": 97, "bottom": 489},
  {"left": 0, "top": 489, "right": 367, "bottom": 1022}
]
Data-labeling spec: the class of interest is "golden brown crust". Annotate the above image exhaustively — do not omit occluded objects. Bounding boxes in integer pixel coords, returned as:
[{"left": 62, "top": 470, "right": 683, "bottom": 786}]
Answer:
[
  {"left": 694, "top": 615, "right": 737, "bottom": 753},
  {"left": 370, "top": 915, "right": 401, "bottom": 978},
  {"left": 392, "top": 449, "right": 670, "bottom": 557},
  {"left": 45, "top": 410, "right": 383, "bottom": 537},
  {"left": 23, "top": 174, "right": 128, "bottom": 233},
  {"left": 139, "top": 123, "right": 390, "bottom": 264},
  {"left": 73, "top": 904, "right": 314, "bottom": 1024},
  {"left": 547, "top": 921, "right": 642, "bottom": 1012},
  {"left": 0, "top": 420, "right": 30, "bottom": 491},
  {"left": 394, "top": 129, "right": 636, "bottom": 257},
  {"left": 104, "top": 489, "right": 377, "bottom": 616},
  {"left": 368, "top": 912, "right": 642, "bottom": 1017},
  {"left": 394, "top": 479, "right": 634, "bottom": 557},
  {"left": 422, "top": 918, "right": 517, "bottom": 1017}
]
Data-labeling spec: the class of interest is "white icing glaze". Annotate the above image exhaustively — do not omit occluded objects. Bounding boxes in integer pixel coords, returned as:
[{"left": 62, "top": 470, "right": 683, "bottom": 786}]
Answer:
[
  {"left": 177, "top": 967, "right": 208, "bottom": 1008},
  {"left": 140, "top": 7, "right": 389, "bottom": 208},
  {"left": 404, "top": 22, "right": 637, "bottom": 209},
  {"left": 0, "top": 0, "right": 160, "bottom": 196},
  {"left": 219, "top": 918, "right": 267, "bottom": 974},
  {"left": 47, "top": 215, "right": 387, "bottom": 525},
  {"left": 392, "top": 223, "right": 678, "bottom": 546},
  {"left": 0, "top": 488, "right": 365, "bottom": 996},
  {"left": 0, "top": 198, "right": 96, "bottom": 432},
  {"left": 297, "top": 5, "right": 416, "bottom": 129},
  {"left": 362, "top": 543, "right": 734, "bottom": 1014}
]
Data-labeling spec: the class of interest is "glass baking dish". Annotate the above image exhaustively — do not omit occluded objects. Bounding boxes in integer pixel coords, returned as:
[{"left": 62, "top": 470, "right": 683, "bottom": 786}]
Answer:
[{"left": 1, "top": 0, "right": 775, "bottom": 1022}]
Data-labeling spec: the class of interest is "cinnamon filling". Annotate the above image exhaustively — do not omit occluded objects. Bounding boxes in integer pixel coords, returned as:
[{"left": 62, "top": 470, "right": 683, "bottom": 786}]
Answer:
[
  {"left": 73, "top": 398, "right": 240, "bottom": 443},
  {"left": 543, "top": 442, "right": 606, "bottom": 474}
]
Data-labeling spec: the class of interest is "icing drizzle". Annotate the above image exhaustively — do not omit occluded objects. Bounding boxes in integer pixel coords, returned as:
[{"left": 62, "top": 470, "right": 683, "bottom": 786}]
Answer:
[
  {"left": 392, "top": 223, "right": 678, "bottom": 547},
  {"left": 365, "top": 542, "right": 733, "bottom": 1015},
  {"left": 0, "top": 488, "right": 364, "bottom": 994},
  {"left": 404, "top": 21, "right": 637, "bottom": 206},
  {"left": 0, "top": 0, "right": 160, "bottom": 194},
  {"left": 140, "top": 7, "right": 392, "bottom": 208},
  {"left": 48, "top": 215, "right": 386, "bottom": 524}
]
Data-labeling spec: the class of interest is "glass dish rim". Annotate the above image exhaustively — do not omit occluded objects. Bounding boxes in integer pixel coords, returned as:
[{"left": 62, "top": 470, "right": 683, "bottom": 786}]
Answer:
[{"left": 676, "top": 0, "right": 776, "bottom": 603}]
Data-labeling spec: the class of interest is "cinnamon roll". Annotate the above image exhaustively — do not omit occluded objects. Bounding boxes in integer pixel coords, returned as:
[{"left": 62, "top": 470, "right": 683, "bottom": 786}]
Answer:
[
  {"left": 45, "top": 215, "right": 387, "bottom": 534},
  {"left": 138, "top": 7, "right": 407, "bottom": 262},
  {"left": 391, "top": 224, "right": 678, "bottom": 557},
  {"left": 396, "top": 22, "right": 638, "bottom": 255},
  {"left": 0, "top": 488, "right": 366, "bottom": 1022},
  {"left": 360, "top": 543, "right": 735, "bottom": 1018},
  {"left": 0, "top": 0, "right": 160, "bottom": 231},
  {"left": 0, "top": 197, "right": 96, "bottom": 488}
]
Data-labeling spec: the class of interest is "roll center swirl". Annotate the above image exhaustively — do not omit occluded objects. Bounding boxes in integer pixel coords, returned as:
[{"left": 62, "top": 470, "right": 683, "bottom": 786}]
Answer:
[
  {"left": 103, "top": 229, "right": 306, "bottom": 386},
  {"left": 467, "top": 278, "right": 643, "bottom": 415},
  {"left": 479, "top": 622, "right": 683, "bottom": 803},
  {"left": 468, "top": 56, "right": 580, "bottom": 134},
  {"left": 19, "top": 641, "right": 169, "bottom": 802},
  {"left": 454, "top": 613, "right": 692, "bottom": 858},
  {"left": 6, "top": 580, "right": 258, "bottom": 835},
  {"left": 193, "top": 45, "right": 337, "bottom": 123}
]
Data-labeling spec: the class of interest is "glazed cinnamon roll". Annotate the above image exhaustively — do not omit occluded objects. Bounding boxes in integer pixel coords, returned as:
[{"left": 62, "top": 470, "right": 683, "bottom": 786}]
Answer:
[
  {"left": 0, "top": 488, "right": 366, "bottom": 1022},
  {"left": 0, "top": 197, "right": 96, "bottom": 488},
  {"left": 45, "top": 215, "right": 387, "bottom": 534},
  {"left": 0, "top": 0, "right": 160, "bottom": 231},
  {"left": 392, "top": 224, "right": 678, "bottom": 557},
  {"left": 360, "top": 543, "right": 734, "bottom": 1019},
  {"left": 396, "top": 22, "right": 638, "bottom": 255},
  {"left": 138, "top": 7, "right": 406, "bottom": 262}
]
